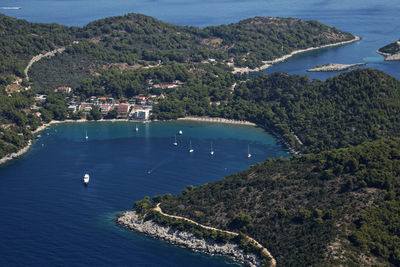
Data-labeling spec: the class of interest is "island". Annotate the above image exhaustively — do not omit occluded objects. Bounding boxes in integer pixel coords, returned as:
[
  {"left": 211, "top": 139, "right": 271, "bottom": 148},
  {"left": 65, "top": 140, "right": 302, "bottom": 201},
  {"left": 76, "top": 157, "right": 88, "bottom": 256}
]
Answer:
[
  {"left": 377, "top": 39, "right": 400, "bottom": 61},
  {"left": 307, "top": 63, "right": 367, "bottom": 72}
]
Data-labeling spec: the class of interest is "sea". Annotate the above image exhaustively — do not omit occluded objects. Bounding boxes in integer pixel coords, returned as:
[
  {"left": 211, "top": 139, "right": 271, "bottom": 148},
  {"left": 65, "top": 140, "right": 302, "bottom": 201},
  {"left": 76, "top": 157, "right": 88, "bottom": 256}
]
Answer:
[{"left": 0, "top": 1, "right": 399, "bottom": 266}]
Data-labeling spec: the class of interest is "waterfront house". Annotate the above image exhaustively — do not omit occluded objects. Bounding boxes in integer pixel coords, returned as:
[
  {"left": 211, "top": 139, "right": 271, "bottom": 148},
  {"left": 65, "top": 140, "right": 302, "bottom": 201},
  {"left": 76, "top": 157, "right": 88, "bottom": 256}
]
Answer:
[
  {"left": 132, "top": 109, "right": 150, "bottom": 120},
  {"left": 117, "top": 104, "right": 130, "bottom": 115},
  {"left": 100, "top": 104, "right": 113, "bottom": 115}
]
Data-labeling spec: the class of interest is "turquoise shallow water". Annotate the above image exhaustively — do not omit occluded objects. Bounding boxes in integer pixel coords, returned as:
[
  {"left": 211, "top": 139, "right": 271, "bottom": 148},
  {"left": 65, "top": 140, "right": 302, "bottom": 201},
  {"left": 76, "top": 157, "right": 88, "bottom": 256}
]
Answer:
[{"left": 0, "top": 121, "right": 287, "bottom": 266}]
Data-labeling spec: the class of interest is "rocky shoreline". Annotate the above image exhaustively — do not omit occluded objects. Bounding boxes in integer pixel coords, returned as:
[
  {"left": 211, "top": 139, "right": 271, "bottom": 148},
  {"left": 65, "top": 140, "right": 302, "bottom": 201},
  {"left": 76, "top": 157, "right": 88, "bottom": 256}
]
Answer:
[
  {"left": 307, "top": 63, "right": 367, "bottom": 72},
  {"left": 117, "top": 211, "right": 261, "bottom": 267},
  {"left": 376, "top": 50, "right": 400, "bottom": 61},
  {"left": 0, "top": 140, "right": 32, "bottom": 165}
]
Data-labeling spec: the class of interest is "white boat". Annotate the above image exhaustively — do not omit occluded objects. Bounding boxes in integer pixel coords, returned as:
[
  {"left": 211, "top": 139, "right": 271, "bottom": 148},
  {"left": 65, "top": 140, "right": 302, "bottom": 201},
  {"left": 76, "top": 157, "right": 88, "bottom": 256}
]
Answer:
[
  {"left": 173, "top": 135, "right": 178, "bottom": 146},
  {"left": 189, "top": 140, "right": 194, "bottom": 153},
  {"left": 210, "top": 142, "right": 214, "bottom": 155},
  {"left": 178, "top": 130, "right": 183, "bottom": 135},
  {"left": 247, "top": 144, "right": 252, "bottom": 158},
  {"left": 0, "top": 7, "right": 22, "bottom": 10},
  {"left": 84, "top": 173, "right": 90, "bottom": 184},
  {"left": 135, "top": 125, "right": 139, "bottom": 132},
  {"left": 85, "top": 130, "right": 88, "bottom": 140}
]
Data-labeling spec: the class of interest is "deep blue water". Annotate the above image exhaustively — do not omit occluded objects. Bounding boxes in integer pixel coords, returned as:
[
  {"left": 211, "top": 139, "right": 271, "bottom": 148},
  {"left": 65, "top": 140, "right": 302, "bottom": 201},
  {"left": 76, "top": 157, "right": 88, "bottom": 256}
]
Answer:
[
  {"left": 1, "top": 0, "right": 399, "bottom": 79},
  {"left": 0, "top": 121, "right": 287, "bottom": 266}
]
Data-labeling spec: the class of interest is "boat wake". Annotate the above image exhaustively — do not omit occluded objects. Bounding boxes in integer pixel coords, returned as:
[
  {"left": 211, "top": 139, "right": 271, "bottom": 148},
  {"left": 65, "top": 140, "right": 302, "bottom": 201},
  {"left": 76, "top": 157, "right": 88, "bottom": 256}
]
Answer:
[{"left": 147, "top": 158, "right": 171, "bottom": 175}]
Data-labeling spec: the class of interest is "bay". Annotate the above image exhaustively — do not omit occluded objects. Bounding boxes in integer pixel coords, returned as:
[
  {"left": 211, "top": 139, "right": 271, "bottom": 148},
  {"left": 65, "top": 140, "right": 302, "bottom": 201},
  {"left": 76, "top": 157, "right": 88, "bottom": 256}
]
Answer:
[
  {"left": 1, "top": 1, "right": 399, "bottom": 265},
  {"left": 0, "top": 121, "right": 287, "bottom": 266}
]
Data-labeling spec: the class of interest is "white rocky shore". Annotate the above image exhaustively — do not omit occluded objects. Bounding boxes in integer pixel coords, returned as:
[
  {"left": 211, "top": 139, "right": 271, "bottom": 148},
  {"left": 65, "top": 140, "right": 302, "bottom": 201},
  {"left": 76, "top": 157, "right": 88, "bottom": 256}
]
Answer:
[
  {"left": 117, "top": 211, "right": 261, "bottom": 267},
  {"left": 307, "top": 63, "right": 367, "bottom": 72},
  {"left": 376, "top": 41, "right": 400, "bottom": 61},
  {"left": 233, "top": 36, "right": 361, "bottom": 73},
  {"left": 0, "top": 140, "right": 32, "bottom": 165},
  {"left": 377, "top": 50, "right": 400, "bottom": 61}
]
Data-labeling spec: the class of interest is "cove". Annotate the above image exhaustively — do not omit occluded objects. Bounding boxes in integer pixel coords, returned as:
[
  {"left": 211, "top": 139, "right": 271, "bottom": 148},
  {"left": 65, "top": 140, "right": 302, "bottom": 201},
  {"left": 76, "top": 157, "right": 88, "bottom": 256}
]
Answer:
[{"left": 0, "top": 121, "right": 287, "bottom": 266}]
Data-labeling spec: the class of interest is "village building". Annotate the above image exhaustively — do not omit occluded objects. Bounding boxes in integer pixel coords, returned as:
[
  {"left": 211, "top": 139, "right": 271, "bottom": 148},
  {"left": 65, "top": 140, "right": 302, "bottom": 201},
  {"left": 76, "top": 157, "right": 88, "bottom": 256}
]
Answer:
[
  {"left": 100, "top": 104, "right": 113, "bottom": 115},
  {"left": 55, "top": 86, "right": 72, "bottom": 94},
  {"left": 34, "top": 95, "right": 47, "bottom": 104},
  {"left": 117, "top": 104, "right": 130, "bottom": 115},
  {"left": 68, "top": 105, "right": 77, "bottom": 113},
  {"left": 79, "top": 103, "right": 92, "bottom": 113},
  {"left": 132, "top": 109, "right": 150, "bottom": 120}
]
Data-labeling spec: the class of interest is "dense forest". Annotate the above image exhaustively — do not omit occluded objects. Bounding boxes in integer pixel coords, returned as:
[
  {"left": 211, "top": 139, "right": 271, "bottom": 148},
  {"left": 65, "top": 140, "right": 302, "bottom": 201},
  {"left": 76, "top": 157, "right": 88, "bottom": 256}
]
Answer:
[
  {"left": 158, "top": 138, "right": 400, "bottom": 266},
  {"left": 0, "top": 14, "right": 75, "bottom": 78}
]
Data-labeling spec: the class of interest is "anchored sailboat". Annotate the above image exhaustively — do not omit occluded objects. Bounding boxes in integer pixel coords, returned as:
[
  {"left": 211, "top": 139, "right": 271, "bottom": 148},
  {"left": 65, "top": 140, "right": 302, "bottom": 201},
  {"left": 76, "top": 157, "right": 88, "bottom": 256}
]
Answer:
[
  {"left": 210, "top": 142, "right": 214, "bottom": 155},
  {"left": 85, "top": 130, "right": 88, "bottom": 140},
  {"left": 189, "top": 140, "right": 194, "bottom": 153},
  {"left": 247, "top": 144, "right": 252, "bottom": 158},
  {"left": 173, "top": 135, "right": 178, "bottom": 146},
  {"left": 83, "top": 173, "right": 90, "bottom": 185},
  {"left": 135, "top": 124, "right": 139, "bottom": 132}
]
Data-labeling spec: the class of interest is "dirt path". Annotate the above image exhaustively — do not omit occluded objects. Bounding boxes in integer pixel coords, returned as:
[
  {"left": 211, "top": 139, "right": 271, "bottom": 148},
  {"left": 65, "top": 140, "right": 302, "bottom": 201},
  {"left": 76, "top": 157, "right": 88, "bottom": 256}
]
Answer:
[
  {"left": 154, "top": 203, "right": 277, "bottom": 267},
  {"left": 24, "top": 47, "right": 65, "bottom": 81}
]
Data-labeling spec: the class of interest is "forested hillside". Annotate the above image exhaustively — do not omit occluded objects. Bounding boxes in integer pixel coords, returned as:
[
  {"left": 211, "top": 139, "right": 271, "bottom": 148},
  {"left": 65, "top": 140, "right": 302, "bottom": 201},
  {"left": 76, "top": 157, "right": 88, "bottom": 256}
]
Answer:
[
  {"left": 0, "top": 14, "right": 75, "bottom": 78},
  {"left": 28, "top": 13, "right": 354, "bottom": 90},
  {"left": 153, "top": 69, "right": 400, "bottom": 154},
  {"left": 159, "top": 138, "right": 400, "bottom": 266}
]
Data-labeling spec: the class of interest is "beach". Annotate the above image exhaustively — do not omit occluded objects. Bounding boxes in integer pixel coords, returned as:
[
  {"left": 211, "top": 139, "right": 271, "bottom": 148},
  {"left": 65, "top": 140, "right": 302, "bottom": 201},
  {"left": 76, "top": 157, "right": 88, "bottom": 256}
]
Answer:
[{"left": 178, "top": 116, "right": 256, "bottom": 126}]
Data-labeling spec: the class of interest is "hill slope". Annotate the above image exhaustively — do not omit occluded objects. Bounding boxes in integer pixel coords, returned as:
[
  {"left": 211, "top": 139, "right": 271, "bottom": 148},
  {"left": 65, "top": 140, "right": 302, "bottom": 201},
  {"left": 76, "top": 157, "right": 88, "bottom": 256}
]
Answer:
[
  {"left": 153, "top": 69, "right": 400, "bottom": 154},
  {"left": 27, "top": 13, "right": 355, "bottom": 90},
  {"left": 160, "top": 138, "right": 400, "bottom": 266}
]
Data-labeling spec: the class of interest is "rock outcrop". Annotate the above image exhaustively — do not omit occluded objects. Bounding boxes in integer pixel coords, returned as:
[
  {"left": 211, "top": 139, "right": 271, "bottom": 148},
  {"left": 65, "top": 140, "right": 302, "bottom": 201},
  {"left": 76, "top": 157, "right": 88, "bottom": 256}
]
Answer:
[
  {"left": 307, "top": 63, "right": 366, "bottom": 72},
  {"left": 117, "top": 211, "right": 261, "bottom": 267}
]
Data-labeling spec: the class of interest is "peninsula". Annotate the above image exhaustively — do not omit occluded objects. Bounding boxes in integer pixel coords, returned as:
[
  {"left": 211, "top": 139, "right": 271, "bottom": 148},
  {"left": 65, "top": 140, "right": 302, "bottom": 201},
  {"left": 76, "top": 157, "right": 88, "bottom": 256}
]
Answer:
[
  {"left": 377, "top": 39, "right": 400, "bottom": 61},
  {"left": 307, "top": 62, "right": 366, "bottom": 72}
]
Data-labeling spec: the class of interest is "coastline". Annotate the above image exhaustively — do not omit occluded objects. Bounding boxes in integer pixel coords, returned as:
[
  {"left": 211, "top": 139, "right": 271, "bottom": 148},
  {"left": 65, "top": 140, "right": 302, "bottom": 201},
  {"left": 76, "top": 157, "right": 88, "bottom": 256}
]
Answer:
[
  {"left": 117, "top": 209, "right": 271, "bottom": 267},
  {"left": 307, "top": 62, "right": 367, "bottom": 72},
  {"left": 0, "top": 140, "right": 32, "bottom": 165},
  {"left": 233, "top": 36, "right": 361, "bottom": 73},
  {"left": 376, "top": 50, "right": 400, "bottom": 61},
  {"left": 0, "top": 118, "right": 150, "bottom": 166},
  {"left": 177, "top": 116, "right": 300, "bottom": 154},
  {"left": 0, "top": 116, "right": 298, "bottom": 166},
  {"left": 178, "top": 116, "right": 256, "bottom": 126}
]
